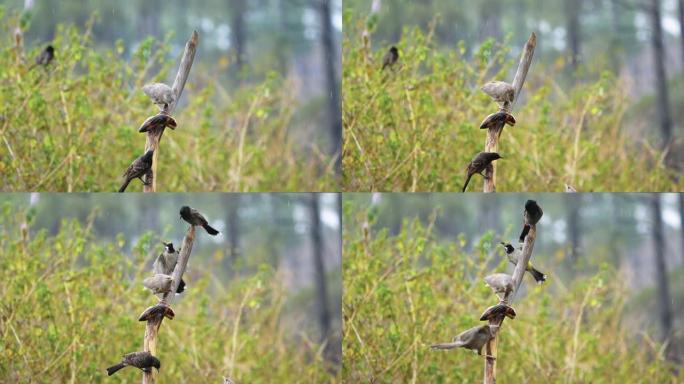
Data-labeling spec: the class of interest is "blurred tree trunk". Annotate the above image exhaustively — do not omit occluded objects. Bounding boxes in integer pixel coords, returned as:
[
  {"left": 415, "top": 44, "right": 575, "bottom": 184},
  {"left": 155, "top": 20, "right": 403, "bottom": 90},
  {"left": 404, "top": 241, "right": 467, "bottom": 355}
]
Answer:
[
  {"left": 566, "top": 194, "right": 581, "bottom": 262},
  {"left": 650, "top": 194, "right": 673, "bottom": 344},
  {"left": 649, "top": 0, "right": 673, "bottom": 148},
  {"left": 225, "top": 194, "right": 241, "bottom": 267},
  {"left": 309, "top": 194, "right": 331, "bottom": 341},
  {"left": 230, "top": 0, "right": 248, "bottom": 71},
  {"left": 565, "top": 0, "right": 582, "bottom": 71},
  {"left": 316, "top": 0, "right": 342, "bottom": 176}
]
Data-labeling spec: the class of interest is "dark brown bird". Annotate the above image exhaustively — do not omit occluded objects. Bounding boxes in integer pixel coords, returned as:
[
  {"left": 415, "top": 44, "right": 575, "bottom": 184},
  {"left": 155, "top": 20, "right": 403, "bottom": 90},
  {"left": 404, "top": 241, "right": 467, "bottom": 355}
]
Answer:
[
  {"left": 138, "top": 303, "right": 175, "bottom": 321},
  {"left": 30, "top": 45, "right": 54, "bottom": 70},
  {"left": 519, "top": 200, "right": 543, "bottom": 242},
  {"left": 480, "top": 111, "right": 516, "bottom": 129},
  {"left": 480, "top": 303, "right": 516, "bottom": 321},
  {"left": 118, "top": 150, "right": 154, "bottom": 192},
  {"left": 462, "top": 152, "right": 502, "bottom": 192},
  {"left": 430, "top": 325, "right": 494, "bottom": 356},
  {"left": 138, "top": 113, "right": 177, "bottom": 133},
  {"left": 381, "top": 46, "right": 399, "bottom": 71},
  {"left": 106, "top": 351, "right": 160, "bottom": 376},
  {"left": 180, "top": 206, "right": 219, "bottom": 235}
]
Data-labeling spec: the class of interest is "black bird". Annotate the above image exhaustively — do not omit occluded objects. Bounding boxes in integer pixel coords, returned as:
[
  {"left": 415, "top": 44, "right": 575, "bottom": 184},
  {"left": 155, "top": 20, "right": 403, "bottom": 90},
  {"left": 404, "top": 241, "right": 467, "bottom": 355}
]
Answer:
[
  {"left": 118, "top": 150, "right": 154, "bottom": 192},
  {"left": 138, "top": 303, "right": 175, "bottom": 322},
  {"left": 180, "top": 206, "right": 219, "bottom": 235},
  {"left": 138, "top": 113, "right": 177, "bottom": 133},
  {"left": 106, "top": 351, "right": 160, "bottom": 376},
  {"left": 462, "top": 152, "right": 502, "bottom": 192},
  {"left": 381, "top": 46, "right": 399, "bottom": 71},
  {"left": 153, "top": 242, "right": 185, "bottom": 294},
  {"left": 30, "top": 45, "right": 54, "bottom": 70},
  {"left": 480, "top": 111, "right": 516, "bottom": 129},
  {"left": 519, "top": 200, "right": 543, "bottom": 242}
]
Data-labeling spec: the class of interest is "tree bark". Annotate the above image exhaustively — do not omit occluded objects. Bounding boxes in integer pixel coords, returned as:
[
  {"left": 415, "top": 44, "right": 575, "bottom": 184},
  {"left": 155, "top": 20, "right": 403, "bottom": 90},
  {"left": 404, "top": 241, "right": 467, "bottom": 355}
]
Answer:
[
  {"left": 650, "top": 194, "right": 672, "bottom": 344},
  {"left": 565, "top": 0, "right": 582, "bottom": 72},
  {"left": 649, "top": 0, "right": 673, "bottom": 148},
  {"left": 309, "top": 194, "right": 331, "bottom": 341}
]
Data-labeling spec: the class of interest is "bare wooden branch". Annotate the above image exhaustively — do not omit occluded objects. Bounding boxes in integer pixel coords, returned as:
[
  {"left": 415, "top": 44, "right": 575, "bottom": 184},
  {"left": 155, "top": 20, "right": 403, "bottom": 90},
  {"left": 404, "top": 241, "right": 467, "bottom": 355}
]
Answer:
[
  {"left": 143, "top": 31, "right": 199, "bottom": 192},
  {"left": 142, "top": 225, "right": 196, "bottom": 384},
  {"left": 483, "top": 222, "right": 537, "bottom": 384},
  {"left": 483, "top": 32, "right": 536, "bottom": 192}
]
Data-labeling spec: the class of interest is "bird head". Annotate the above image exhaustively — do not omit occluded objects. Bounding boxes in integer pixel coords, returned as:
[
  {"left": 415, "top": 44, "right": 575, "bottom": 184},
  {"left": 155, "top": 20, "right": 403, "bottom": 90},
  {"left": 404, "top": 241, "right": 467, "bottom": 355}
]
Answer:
[
  {"left": 500, "top": 242, "right": 514, "bottom": 254},
  {"left": 505, "top": 113, "right": 516, "bottom": 126},
  {"left": 162, "top": 242, "right": 175, "bottom": 253},
  {"left": 46, "top": 45, "right": 55, "bottom": 54},
  {"left": 151, "top": 356, "right": 161, "bottom": 371},
  {"left": 389, "top": 46, "right": 398, "bottom": 54},
  {"left": 179, "top": 206, "right": 191, "bottom": 218}
]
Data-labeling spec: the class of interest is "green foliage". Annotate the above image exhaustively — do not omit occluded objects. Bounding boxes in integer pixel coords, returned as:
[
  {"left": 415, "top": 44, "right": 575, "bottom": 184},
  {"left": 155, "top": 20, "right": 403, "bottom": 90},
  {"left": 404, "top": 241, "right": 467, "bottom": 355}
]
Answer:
[
  {"left": 342, "top": 208, "right": 682, "bottom": 383},
  {"left": 342, "top": 23, "right": 681, "bottom": 191},
  {"left": 0, "top": 206, "right": 337, "bottom": 382},
  {"left": 0, "top": 14, "right": 336, "bottom": 191}
]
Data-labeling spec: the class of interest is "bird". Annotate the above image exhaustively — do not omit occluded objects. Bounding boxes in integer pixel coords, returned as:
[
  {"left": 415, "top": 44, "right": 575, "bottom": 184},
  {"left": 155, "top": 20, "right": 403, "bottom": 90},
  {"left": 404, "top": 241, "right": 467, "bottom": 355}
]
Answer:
[
  {"left": 142, "top": 273, "right": 174, "bottom": 295},
  {"left": 118, "top": 150, "right": 154, "bottom": 193},
  {"left": 430, "top": 325, "right": 494, "bottom": 356},
  {"left": 30, "top": 45, "right": 54, "bottom": 70},
  {"left": 180, "top": 206, "right": 219, "bottom": 236},
  {"left": 138, "top": 113, "right": 177, "bottom": 133},
  {"left": 381, "top": 46, "right": 399, "bottom": 71},
  {"left": 138, "top": 303, "right": 175, "bottom": 322},
  {"left": 500, "top": 242, "right": 546, "bottom": 284},
  {"left": 142, "top": 83, "right": 176, "bottom": 111},
  {"left": 480, "top": 111, "right": 516, "bottom": 129},
  {"left": 480, "top": 303, "right": 516, "bottom": 321},
  {"left": 106, "top": 351, "right": 160, "bottom": 376},
  {"left": 153, "top": 242, "right": 185, "bottom": 294},
  {"left": 519, "top": 200, "right": 543, "bottom": 242},
  {"left": 565, "top": 184, "right": 577, "bottom": 192},
  {"left": 484, "top": 273, "right": 514, "bottom": 301},
  {"left": 462, "top": 152, "right": 502, "bottom": 192},
  {"left": 481, "top": 80, "right": 515, "bottom": 108}
]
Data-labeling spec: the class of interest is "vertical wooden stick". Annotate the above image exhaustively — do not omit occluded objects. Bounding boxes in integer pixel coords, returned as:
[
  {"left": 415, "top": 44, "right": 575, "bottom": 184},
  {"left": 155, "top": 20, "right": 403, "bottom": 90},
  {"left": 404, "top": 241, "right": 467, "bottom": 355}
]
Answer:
[
  {"left": 143, "top": 31, "right": 199, "bottom": 192},
  {"left": 483, "top": 32, "right": 536, "bottom": 192}
]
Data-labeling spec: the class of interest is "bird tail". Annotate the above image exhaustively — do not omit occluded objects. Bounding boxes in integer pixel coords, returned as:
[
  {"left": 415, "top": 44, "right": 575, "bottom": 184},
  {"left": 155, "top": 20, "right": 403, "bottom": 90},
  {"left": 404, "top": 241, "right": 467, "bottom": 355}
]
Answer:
[
  {"left": 203, "top": 223, "right": 219, "bottom": 236},
  {"left": 176, "top": 278, "right": 186, "bottom": 294},
  {"left": 106, "top": 363, "right": 126, "bottom": 376},
  {"left": 430, "top": 342, "right": 460, "bottom": 350},
  {"left": 519, "top": 224, "right": 530, "bottom": 242},
  {"left": 528, "top": 265, "right": 546, "bottom": 284},
  {"left": 118, "top": 179, "right": 131, "bottom": 193},
  {"left": 462, "top": 174, "right": 473, "bottom": 193}
]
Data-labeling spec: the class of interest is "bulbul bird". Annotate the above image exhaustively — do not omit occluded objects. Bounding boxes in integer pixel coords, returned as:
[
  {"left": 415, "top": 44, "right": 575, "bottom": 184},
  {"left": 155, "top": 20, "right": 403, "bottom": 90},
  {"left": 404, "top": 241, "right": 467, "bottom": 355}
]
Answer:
[
  {"left": 481, "top": 80, "right": 515, "bottom": 108},
  {"left": 381, "top": 46, "right": 399, "bottom": 71},
  {"left": 565, "top": 184, "right": 577, "bottom": 192},
  {"left": 153, "top": 242, "right": 185, "bottom": 294},
  {"left": 500, "top": 242, "right": 546, "bottom": 284},
  {"left": 138, "top": 303, "right": 175, "bottom": 321},
  {"left": 462, "top": 152, "right": 502, "bottom": 192},
  {"left": 138, "top": 113, "right": 177, "bottom": 133},
  {"left": 484, "top": 273, "right": 514, "bottom": 301},
  {"left": 118, "top": 150, "right": 154, "bottom": 193},
  {"left": 430, "top": 325, "right": 494, "bottom": 356},
  {"left": 480, "top": 303, "right": 516, "bottom": 321},
  {"left": 142, "top": 273, "right": 174, "bottom": 295},
  {"left": 106, "top": 351, "right": 160, "bottom": 376},
  {"left": 519, "top": 200, "right": 543, "bottom": 242},
  {"left": 180, "top": 206, "right": 219, "bottom": 235},
  {"left": 480, "top": 111, "right": 516, "bottom": 129},
  {"left": 30, "top": 45, "right": 54, "bottom": 70},
  {"left": 142, "top": 82, "right": 176, "bottom": 111}
]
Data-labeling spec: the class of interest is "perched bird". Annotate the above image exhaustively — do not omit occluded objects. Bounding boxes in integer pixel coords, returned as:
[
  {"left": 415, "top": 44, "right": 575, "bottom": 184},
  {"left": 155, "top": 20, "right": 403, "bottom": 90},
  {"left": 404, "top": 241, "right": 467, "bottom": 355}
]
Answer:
[
  {"left": 381, "top": 46, "right": 399, "bottom": 71},
  {"left": 223, "top": 377, "right": 235, "bottom": 384},
  {"left": 138, "top": 113, "right": 177, "bottom": 133},
  {"left": 142, "top": 83, "right": 176, "bottom": 111},
  {"left": 430, "top": 325, "right": 494, "bottom": 356},
  {"left": 462, "top": 152, "right": 503, "bottom": 192},
  {"left": 519, "top": 200, "right": 543, "bottom": 242},
  {"left": 30, "top": 45, "right": 55, "bottom": 70},
  {"left": 142, "top": 273, "right": 174, "bottom": 295},
  {"left": 480, "top": 303, "right": 516, "bottom": 321},
  {"left": 118, "top": 150, "right": 154, "bottom": 193},
  {"left": 138, "top": 303, "right": 175, "bottom": 322},
  {"left": 484, "top": 273, "right": 514, "bottom": 301},
  {"left": 500, "top": 242, "right": 546, "bottom": 284},
  {"left": 180, "top": 206, "right": 219, "bottom": 236},
  {"left": 481, "top": 80, "right": 515, "bottom": 108},
  {"left": 106, "top": 351, "right": 160, "bottom": 376},
  {"left": 565, "top": 184, "right": 577, "bottom": 193},
  {"left": 480, "top": 111, "right": 516, "bottom": 129},
  {"left": 153, "top": 242, "right": 185, "bottom": 294}
]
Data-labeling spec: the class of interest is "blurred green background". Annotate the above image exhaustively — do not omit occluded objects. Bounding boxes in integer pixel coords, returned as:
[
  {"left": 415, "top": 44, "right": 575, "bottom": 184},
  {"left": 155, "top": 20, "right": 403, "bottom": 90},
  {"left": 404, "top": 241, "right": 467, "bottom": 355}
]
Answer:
[
  {"left": 343, "top": 193, "right": 684, "bottom": 382},
  {"left": 0, "top": 193, "right": 341, "bottom": 382}
]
